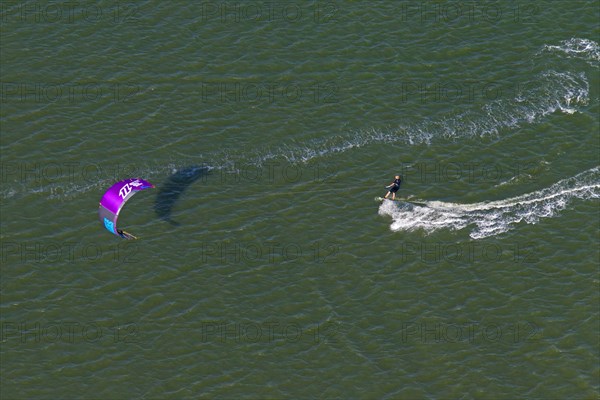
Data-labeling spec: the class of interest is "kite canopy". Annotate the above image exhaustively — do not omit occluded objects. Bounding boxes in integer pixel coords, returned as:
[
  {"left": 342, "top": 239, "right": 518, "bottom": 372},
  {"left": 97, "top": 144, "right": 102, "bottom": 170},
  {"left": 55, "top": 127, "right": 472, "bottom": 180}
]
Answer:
[{"left": 99, "top": 178, "right": 154, "bottom": 238}]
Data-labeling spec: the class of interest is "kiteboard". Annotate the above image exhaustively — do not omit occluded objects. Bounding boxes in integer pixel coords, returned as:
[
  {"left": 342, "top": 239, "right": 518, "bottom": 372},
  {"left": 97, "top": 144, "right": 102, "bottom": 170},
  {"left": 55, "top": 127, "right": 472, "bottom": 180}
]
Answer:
[
  {"left": 375, "top": 196, "right": 427, "bottom": 206},
  {"left": 118, "top": 230, "right": 137, "bottom": 240}
]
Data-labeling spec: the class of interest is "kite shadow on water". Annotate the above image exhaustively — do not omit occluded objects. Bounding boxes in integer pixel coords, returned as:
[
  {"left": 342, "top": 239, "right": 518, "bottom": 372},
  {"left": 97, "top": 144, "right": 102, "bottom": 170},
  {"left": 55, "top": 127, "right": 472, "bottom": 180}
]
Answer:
[{"left": 154, "top": 165, "right": 210, "bottom": 225}]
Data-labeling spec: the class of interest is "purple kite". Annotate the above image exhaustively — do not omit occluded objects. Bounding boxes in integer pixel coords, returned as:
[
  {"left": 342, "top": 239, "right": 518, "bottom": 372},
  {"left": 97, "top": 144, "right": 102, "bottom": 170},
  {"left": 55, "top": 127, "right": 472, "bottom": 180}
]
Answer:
[{"left": 98, "top": 178, "right": 155, "bottom": 239}]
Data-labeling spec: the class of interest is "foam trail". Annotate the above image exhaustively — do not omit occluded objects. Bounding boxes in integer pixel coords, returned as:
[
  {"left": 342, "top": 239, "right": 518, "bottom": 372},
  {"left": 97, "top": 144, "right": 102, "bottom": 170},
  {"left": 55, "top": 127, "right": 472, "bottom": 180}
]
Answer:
[
  {"left": 256, "top": 70, "right": 589, "bottom": 164},
  {"left": 540, "top": 38, "right": 600, "bottom": 65},
  {"left": 168, "top": 39, "right": 594, "bottom": 170},
  {"left": 269, "top": 39, "right": 596, "bottom": 163},
  {"left": 1, "top": 39, "right": 596, "bottom": 201},
  {"left": 379, "top": 167, "right": 600, "bottom": 239},
  {"left": 166, "top": 40, "right": 593, "bottom": 169}
]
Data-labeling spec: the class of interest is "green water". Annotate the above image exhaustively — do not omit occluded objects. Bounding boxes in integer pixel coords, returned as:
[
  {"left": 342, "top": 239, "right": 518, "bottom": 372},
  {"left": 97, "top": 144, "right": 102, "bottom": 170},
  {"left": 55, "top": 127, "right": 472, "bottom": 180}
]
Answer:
[{"left": 1, "top": 1, "right": 599, "bottom": 399}]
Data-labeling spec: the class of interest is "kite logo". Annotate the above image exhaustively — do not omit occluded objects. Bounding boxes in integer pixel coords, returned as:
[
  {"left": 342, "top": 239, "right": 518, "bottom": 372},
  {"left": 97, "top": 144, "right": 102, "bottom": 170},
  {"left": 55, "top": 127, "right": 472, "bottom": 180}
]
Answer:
[
  {"left": 103, "top": 217, "right": 115, "bottom": 233},
  {"left": 119, "top": 180, "right": 143, "bottom": 199},
  {"left": 119, "top": 183, "right": 133, "bottom": 199}
]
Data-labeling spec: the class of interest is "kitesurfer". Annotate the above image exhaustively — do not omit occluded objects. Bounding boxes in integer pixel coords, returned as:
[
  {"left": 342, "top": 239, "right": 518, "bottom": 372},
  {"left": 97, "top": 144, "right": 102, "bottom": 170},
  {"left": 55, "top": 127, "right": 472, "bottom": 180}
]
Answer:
[{"left": 383, "top": 175, "right": 401, "bottom": 200}]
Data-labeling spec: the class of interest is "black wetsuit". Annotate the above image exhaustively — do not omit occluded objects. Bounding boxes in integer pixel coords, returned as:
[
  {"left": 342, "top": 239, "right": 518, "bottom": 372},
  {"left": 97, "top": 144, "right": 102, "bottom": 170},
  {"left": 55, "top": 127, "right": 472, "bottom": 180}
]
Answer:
[{"left": 389, "top": 178, "right": 401, "bottom": 193}]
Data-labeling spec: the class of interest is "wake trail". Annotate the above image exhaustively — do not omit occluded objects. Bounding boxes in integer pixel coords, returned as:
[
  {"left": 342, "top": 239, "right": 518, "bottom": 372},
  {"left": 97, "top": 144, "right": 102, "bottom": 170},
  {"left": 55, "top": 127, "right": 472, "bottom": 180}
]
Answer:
[
  {"left": 378, "top": 167, "right": 600, "bottom": 239},
  {"left": 2, "top": 39, "right": 597, "bottom": 201}
]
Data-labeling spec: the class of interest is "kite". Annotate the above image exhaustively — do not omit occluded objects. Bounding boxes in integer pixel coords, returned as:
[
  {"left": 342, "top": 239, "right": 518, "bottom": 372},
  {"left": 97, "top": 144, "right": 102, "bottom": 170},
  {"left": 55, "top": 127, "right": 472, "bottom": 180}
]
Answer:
[{"left": 98, "top": 178, "right": 154, "bottom": 239}]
